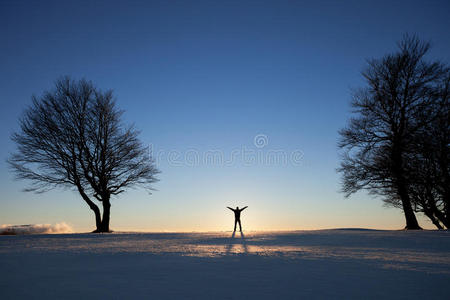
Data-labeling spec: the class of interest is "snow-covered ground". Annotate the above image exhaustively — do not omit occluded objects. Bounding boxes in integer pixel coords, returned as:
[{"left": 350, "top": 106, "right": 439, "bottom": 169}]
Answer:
[{"left": 1, "top": 229, "right": 449, "bottom": 299}]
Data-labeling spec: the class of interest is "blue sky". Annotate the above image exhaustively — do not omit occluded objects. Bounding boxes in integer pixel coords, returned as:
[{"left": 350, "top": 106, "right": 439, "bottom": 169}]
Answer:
[{"left": 1, "top": 0, "right": 449, "bottom": 232}]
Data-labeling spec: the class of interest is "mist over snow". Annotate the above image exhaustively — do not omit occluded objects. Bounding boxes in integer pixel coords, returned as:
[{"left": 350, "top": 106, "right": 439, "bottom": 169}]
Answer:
[{"left": 0, "top": 222, "right": 73, "bottom": 235}]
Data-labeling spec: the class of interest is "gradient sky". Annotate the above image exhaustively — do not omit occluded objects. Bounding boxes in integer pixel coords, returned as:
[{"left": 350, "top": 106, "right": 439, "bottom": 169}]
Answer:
[{"left": 1, "top": 0, "right": 450, "bottom": 232}]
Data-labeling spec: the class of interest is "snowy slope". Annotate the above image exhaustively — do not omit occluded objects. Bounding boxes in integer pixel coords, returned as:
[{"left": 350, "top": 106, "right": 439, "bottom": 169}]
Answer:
[{"left": 1, "top": 229, "right": 449, "bottom": 299}]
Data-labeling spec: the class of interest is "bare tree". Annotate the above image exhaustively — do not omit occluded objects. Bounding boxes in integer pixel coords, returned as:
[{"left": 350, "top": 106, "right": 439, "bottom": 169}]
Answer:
[
  {"left": 9, "top": 77, "right": 159, "bottom": 232},
  {"left": 399, "top": 69, "right": 450, "bottom": 229},
  {"left": 432, "top": 74, "right": 450, "bottom": 226},
  {"left": 338, "top": 35, "right": 447, "bottom": 229}
]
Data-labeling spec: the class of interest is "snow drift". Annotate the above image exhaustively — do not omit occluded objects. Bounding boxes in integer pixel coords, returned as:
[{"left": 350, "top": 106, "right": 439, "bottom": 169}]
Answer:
[{"left": 0, "top": 222, "right": 73, "bottom": 235}]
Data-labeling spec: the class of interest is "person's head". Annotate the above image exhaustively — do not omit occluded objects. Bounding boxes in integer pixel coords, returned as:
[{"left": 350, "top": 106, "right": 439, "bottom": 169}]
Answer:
[{"left": 236, "top": 206, "right": 239, "bottom": 210}]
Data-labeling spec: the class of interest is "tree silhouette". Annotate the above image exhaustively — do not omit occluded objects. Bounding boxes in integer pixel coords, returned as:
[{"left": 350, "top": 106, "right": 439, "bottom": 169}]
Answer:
[
  {"left": 9, "top": 77, "right": 159, "bottom": 232},
  {"left": 385, "top": 70, "right": 450, "bottom": 229},
  {"left": 338, "top": 35, "right": 448, "bottom": 229}
]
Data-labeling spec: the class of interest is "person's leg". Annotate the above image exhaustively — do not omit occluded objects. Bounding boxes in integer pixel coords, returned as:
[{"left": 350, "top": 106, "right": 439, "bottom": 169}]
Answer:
[
  {"left": 238, "top": 220, "right": 242, "bottom": 231},
  {"left": 234, "top": 219, "right": 237, "bottom": 231}
]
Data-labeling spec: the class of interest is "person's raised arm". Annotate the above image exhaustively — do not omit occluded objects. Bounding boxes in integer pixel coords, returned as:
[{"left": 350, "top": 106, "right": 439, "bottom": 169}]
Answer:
[
  {"left": 240, "top": 206, "right": 248, "bottom": 211},
  {"left": 227, "top": 207, "right": 234, "bottom": 211}
]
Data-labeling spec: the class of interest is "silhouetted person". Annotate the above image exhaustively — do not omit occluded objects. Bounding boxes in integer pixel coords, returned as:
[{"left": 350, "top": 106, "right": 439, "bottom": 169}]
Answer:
[{"left": 227, "top": 206, "right": 248, "bottom": 232}]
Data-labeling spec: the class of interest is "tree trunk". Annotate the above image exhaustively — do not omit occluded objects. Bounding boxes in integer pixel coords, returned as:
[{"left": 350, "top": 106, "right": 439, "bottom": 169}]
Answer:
[
  {"left": 91, "top": 206, "right": 102, "bottom": 233},
  {"left": 392, "top": 147, "right": 422, "bottom": 230},
  {"left": 397, "top": 182, "right": 422, "bottom": 229},
  {"left": 76, "top": 184, "right": 102, "bottom": 232},
  {"left": 100, "top": 196, "right": 111, "bottom": 232},
  {"left": 423, "top": 209, "right": 444, "bottom": 230},
  {"left": 429, "top": 199, "right": 449, "bottom": 229}
]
